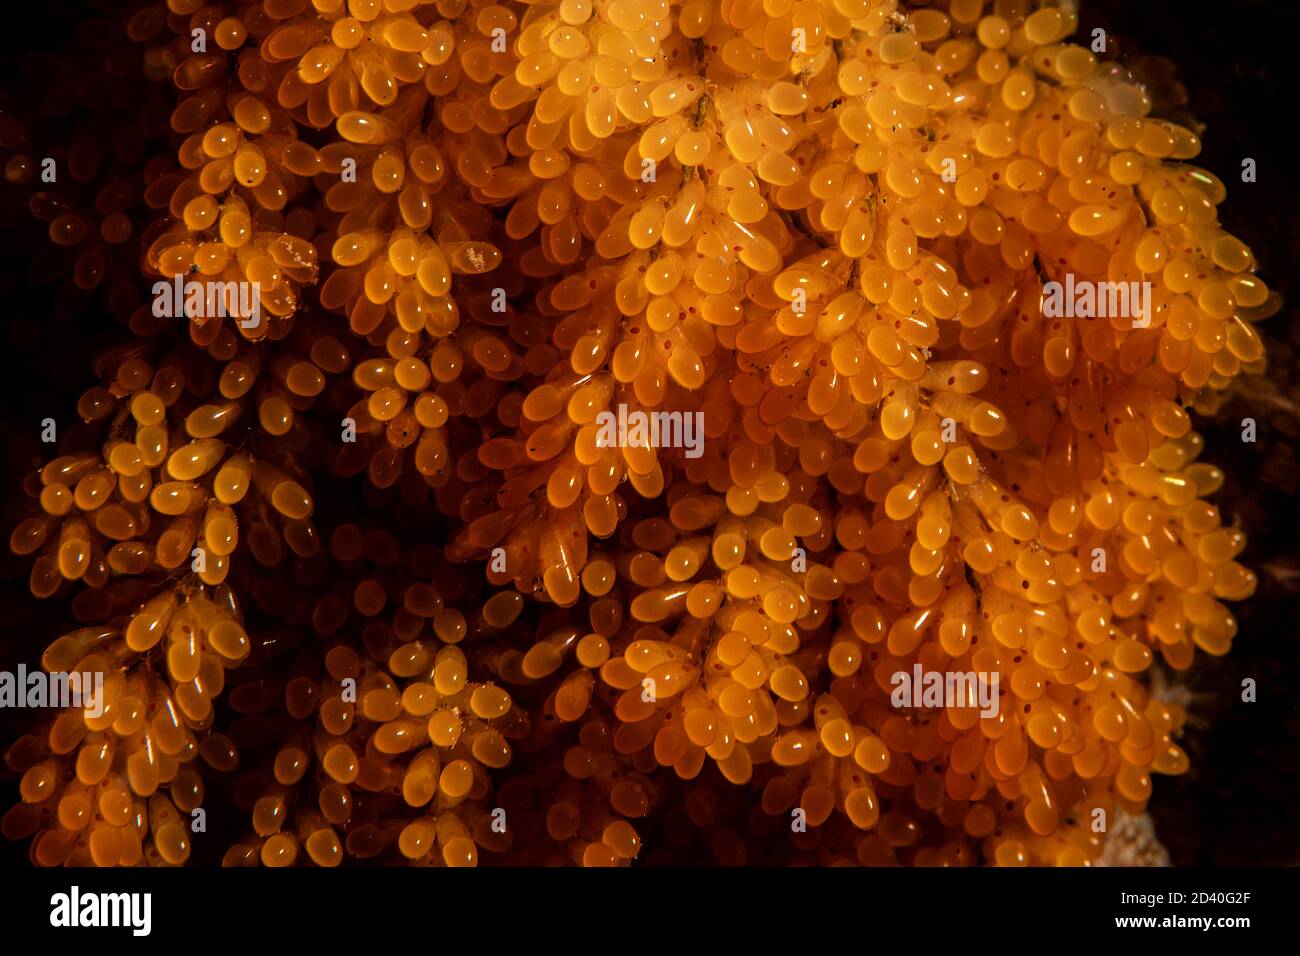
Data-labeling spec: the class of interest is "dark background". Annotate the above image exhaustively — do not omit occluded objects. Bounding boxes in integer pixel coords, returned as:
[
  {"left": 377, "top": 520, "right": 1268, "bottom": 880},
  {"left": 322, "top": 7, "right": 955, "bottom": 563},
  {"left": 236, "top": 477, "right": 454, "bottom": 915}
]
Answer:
[{"left": 0, "top": 0, "right": 1296, "bottom": 867}]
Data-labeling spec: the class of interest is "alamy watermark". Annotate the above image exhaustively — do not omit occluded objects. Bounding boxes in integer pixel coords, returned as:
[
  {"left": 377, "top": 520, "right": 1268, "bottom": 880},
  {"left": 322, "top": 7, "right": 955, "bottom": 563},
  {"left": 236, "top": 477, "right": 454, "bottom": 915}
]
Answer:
[
  {"left": 152, "top": 275, "right": 261, "bottom": 328},
  {"left": 0, "top": 665, "right": 104, "bottom": 717},
  {"left": 1041, "top": 273, "right": 1151, "bottom": 328},
  {"left": 890, "top": 664, "right": 1000, "bottom": 718},
  {"left": 594, "top": 403, "right": 705, "bottom": 459},
  {"left": 50, "top": 886, "right": 151, "bottom": 936}
]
